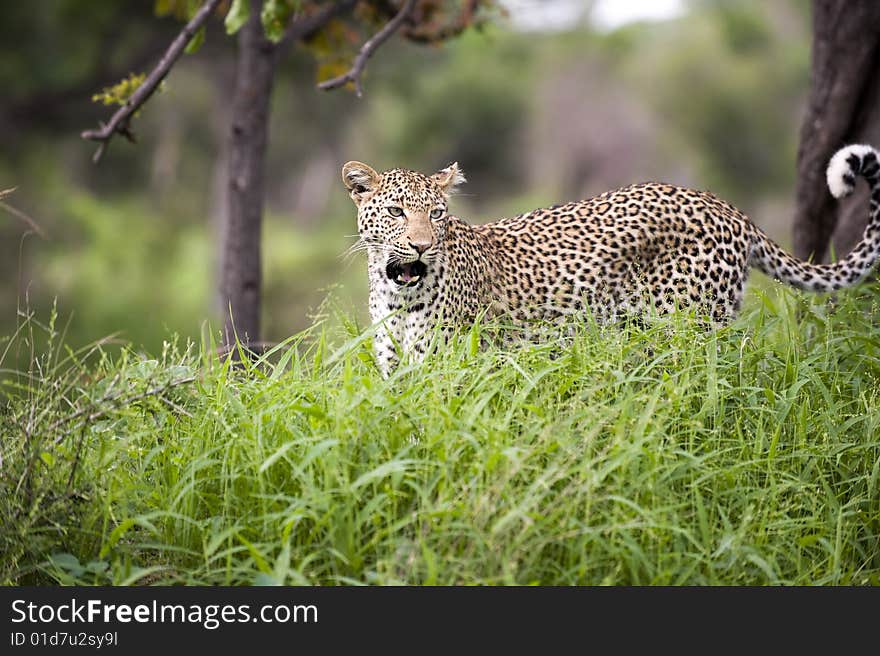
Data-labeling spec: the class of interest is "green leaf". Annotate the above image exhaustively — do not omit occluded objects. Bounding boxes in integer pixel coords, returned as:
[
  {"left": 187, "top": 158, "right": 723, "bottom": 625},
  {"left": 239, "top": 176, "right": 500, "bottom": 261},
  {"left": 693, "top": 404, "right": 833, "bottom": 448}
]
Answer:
[
  {"left": 225, "top": 0, "right": 250, "bottom": 35},
  {"left": 261, "top": 0, "right": 294, "bottom": 43},
  {"left": 85, "top": 560, "right": 110, "bottom": 575},
  {"left": 100, "top": 518, "right": 135, "bottom": 557},
  {"left": 154, "top": 0, "right": 190, "bottom": 20},
  {"left": 351, "top": 459, "right": 416, "bottom": 490},
  {"left": 186, "top": 0, "right": 201, "bottom": 20},
  {"left": 185, "top": 25, "right": 206, "bottom": 54},
  {"left": 273, "top": 541, "right": 291, "bottom": 582},
  {"left": 49, "top": 553, "right": 85, "bottom": 577},
  {"left": 258, "top": 441, "right": 296, "bottom": 473},
  {"left": 237, "top": 533, "right": 272, "bottom": 573},
  {"left": 154, "top": 0, "right": 173, "bottom": 16},
  {"left": 253, "top": 572, "right": 282, "bottom": 586}
]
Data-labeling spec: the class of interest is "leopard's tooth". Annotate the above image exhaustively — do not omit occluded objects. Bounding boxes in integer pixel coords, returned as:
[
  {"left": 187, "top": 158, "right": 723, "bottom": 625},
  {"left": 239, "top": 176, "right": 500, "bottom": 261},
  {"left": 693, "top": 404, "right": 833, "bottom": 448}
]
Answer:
[{"left": 410, "top": 275, "right": 420, "bottom": 282}]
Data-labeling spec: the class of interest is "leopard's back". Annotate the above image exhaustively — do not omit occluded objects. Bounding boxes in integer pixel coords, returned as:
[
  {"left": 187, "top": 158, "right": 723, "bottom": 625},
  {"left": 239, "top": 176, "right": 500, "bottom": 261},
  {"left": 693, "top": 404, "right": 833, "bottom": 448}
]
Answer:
[{"left": 462, "top": 182, "right": 756, "bottom": 322}]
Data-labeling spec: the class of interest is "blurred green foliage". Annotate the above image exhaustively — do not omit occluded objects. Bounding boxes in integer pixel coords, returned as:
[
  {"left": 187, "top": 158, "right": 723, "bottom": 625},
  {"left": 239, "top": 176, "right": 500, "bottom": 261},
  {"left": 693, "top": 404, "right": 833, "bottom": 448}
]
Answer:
[
  {"left": 39, "top": 191, "right": 212, "bottom": 348},
  {"left": 630, "top": 6, "right": 808, "bottom": 198},
  {"left": 362, "top": 31, "right": 533, "bottom": 196},
  {"left": 1, "top": 0, "right": 810, "bottom": 353}
]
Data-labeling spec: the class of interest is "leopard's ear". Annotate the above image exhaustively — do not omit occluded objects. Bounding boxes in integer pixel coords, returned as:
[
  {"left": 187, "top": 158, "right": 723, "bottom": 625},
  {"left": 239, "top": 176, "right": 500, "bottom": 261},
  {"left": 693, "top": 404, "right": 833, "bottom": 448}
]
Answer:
[
  {"left": 431, "top": 162, "right": 466, "bottom": 194},
  {"left": 342, "top": 161, "right": 380, "bottom": 205}
]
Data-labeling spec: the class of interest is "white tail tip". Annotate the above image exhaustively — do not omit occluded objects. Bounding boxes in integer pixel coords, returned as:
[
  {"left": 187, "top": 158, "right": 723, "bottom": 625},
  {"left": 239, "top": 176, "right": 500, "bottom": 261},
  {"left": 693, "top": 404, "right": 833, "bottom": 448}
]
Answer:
[{"left": 827, "top": 144, "right": 877, "bottom": 198}]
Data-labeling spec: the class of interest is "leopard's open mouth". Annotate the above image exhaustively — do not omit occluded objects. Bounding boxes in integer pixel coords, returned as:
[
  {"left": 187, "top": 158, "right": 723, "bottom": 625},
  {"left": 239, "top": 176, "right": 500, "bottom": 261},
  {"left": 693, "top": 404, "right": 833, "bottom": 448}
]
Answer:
[{"left": 386, "top": 260, "right": 427, "bottom": 287}]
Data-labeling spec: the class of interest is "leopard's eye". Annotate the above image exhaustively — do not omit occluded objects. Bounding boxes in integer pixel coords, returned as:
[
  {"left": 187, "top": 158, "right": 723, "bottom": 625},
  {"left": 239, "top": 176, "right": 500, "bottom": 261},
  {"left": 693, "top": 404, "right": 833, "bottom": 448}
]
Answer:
[
  {"left": 387, "top": 206, "right": 404, "bottom": 218},
  {"left": 430, "top": 208, "right": 445, "bottom": 220}
]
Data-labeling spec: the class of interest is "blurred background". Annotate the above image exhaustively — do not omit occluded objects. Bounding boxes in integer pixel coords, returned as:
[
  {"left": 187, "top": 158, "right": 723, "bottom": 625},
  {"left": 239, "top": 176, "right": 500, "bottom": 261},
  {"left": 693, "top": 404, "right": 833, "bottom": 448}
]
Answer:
[{"left": 0, "top": 0, "right": 810, "bottom": 352}]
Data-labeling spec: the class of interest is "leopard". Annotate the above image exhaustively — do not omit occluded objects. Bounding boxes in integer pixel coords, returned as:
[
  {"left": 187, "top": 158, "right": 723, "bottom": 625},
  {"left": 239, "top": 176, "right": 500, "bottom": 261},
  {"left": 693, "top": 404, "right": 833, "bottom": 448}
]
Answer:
[{"left": 341, "top": 144, "right": 880, "bottom": 376}]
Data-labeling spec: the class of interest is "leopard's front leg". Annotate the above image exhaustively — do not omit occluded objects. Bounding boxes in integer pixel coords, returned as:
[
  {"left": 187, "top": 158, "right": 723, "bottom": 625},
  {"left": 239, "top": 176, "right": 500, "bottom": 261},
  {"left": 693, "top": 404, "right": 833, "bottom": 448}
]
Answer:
[
  {"left": 372, "top": 325, "right": 399, "bottom": 378},
  {"left": 369, "top": 278, "right": 403, "bottom": 377},
  {"left": 370, "top": 278, "right": 446, "bottom": 376},
  {"left": 400, "top": 303, "right": 452, "bottom": 368}
]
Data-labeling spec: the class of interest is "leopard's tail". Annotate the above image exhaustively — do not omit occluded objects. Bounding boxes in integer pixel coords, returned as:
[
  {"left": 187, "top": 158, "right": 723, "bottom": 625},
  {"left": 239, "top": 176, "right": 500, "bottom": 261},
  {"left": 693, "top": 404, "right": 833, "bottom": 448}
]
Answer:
[{"left": 749, "top": 144, "right": 880, "bottom": 292}]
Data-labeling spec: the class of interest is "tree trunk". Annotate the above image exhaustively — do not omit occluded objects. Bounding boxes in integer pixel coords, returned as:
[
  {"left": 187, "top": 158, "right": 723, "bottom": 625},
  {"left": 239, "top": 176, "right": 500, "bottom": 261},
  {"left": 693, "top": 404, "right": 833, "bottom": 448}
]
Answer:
[
  {"left": 220, "top": 1, "right": 277, "bottom": 348},
  {"left": 793, "top": 0, "right": 880, "bottom": 262}
]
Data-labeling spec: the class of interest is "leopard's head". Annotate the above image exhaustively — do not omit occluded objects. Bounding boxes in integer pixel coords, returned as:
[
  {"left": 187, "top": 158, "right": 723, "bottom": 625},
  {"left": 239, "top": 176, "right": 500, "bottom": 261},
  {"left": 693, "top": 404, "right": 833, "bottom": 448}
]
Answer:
[{"left": 342, "top": 161, "right": 465, "bottom": 289}]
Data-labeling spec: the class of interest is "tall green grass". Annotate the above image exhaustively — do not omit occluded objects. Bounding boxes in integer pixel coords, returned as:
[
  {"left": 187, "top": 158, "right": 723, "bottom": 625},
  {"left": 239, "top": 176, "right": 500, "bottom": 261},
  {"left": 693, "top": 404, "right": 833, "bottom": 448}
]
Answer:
[{"left": 2, "top": 285, "right": 879, "bottom": 585}]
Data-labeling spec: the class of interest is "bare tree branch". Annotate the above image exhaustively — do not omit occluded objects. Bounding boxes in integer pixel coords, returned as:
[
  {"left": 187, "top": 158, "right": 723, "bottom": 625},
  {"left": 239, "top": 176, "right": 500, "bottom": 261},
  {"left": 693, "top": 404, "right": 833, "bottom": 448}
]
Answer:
[
  {"left": 0, "top": 200, "right": 47, "bottom": 239},
  {"left": 0, "top": 189, "right": 47, "bottom": 238},
  {"left": 317, "top": 0, "right": 417, "bottom": 97},
  {"left": 80, "top": 0, "right": 223, "bottom": 164}
]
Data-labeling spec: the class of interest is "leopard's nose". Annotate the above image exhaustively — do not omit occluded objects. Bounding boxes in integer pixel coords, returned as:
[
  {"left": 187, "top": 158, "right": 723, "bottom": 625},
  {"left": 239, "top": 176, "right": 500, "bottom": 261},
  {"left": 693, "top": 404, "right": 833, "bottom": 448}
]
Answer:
[{"left": 409, "top": 239, "right": 432, "bottom": 255}]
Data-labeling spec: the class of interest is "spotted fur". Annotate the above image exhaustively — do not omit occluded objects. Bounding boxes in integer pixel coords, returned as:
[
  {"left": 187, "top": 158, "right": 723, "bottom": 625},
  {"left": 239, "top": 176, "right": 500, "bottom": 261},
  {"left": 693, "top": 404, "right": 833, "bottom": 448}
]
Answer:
[{"left": 342, "top": 145, "right": 880, "bottom": 375}]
